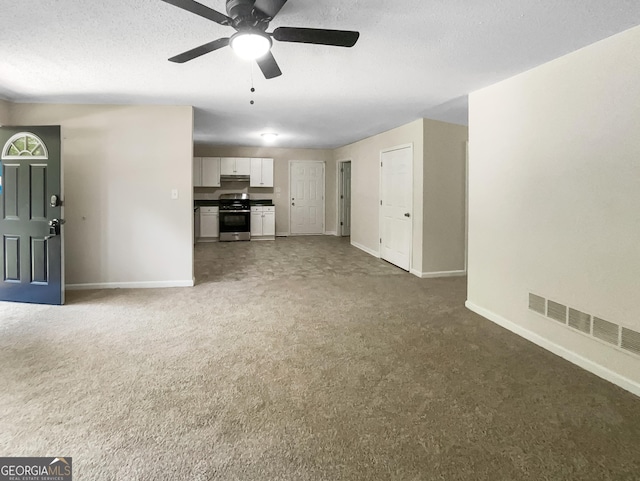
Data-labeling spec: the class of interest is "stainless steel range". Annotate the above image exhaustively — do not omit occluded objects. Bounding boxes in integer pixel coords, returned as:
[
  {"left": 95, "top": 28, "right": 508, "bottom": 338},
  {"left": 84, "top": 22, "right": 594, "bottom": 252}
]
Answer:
[{"left": 219, "top": 193, "right": 251, "bottom": 241}]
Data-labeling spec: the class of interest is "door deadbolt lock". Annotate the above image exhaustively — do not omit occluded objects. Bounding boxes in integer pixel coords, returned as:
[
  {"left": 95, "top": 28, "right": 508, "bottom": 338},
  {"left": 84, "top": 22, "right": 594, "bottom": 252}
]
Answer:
[
  {"left": 404, "top": 213, "right": 411, "bottom": 218},
  {"left": 48, "top": 218, "right": 65, "bottom": 237},
  {"left": 50, "top": 194, "right": 62, "bottom": 207}
]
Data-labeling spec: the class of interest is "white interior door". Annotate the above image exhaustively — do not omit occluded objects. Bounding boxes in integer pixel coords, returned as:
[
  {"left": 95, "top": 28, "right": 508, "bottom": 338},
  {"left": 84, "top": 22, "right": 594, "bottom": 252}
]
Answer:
[
  {"left": 340, "top": 161, "right": 352, "bottom": 236},
  {"left": 290, "top": 161, "right": 325, "bottom": 235},
  {"left": 380, "top": 145, "right": 412, "bottom": 271}
]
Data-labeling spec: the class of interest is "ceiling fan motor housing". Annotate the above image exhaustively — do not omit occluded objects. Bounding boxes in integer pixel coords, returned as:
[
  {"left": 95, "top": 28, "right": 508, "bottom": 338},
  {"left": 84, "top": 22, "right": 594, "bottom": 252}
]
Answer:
[{"left": 226, "top": 0, "right": 268, "bottom": 30}]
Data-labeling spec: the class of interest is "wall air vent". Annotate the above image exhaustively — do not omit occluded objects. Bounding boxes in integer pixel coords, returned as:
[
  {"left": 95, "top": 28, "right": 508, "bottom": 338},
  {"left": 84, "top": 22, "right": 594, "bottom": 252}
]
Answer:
[
  {"left": 568, "top": 308, "right": 591, "bottom": 334},
  {"left": 621, "top": 328, "right": 640, "bottom": 356},
  {"left": 547, "top": 300, "right": 567, "bottom": 324},
  {"left": 529, "top": 293, "right": 640, "bottom": 359},
  {"left": 528, "top": 293, "right": 546, "bottom": 315},
  {"left": 593, "top": 317, "right": 619, "bottom": 345}
]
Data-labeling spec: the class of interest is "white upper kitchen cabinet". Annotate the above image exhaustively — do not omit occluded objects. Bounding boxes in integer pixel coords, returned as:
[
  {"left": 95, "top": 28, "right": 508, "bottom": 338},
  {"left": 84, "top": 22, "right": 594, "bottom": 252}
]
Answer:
[
  {"left": 221, "top": 157, "right": 251, "bottom": 176},
  {"left": 220, "top": 157, "right": 235, "bottom": 176},
  {"left": 236, "top": 157, "right": 251, "bottom": 175},
  {"left": 201, "top": 157, "right": 221, "bottom": 187},
  {"left": 193, "top": 157, "right": 202, "bottom": 187},
  {"left": 250, "top": 158, "right": 274, "bottom": 187}
]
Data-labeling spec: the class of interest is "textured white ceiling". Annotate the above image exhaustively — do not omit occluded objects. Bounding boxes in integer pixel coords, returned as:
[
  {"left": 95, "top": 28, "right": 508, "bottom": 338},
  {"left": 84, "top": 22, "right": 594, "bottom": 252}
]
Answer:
[{"left": 1, "top": 0, "right": 640, "bottom": 148}]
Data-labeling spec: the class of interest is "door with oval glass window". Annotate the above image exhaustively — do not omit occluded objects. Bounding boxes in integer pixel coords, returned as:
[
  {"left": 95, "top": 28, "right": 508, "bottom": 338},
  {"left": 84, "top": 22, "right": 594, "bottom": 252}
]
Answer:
[{"left": 0, "top": 126, "right": 64, "bottom": 305}]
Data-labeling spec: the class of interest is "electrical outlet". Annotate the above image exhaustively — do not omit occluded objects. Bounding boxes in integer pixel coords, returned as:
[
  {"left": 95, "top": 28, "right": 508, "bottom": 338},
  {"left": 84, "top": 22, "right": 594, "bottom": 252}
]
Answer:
[{"left": 171, "top": 189, "right": 179, "bottom": 200}]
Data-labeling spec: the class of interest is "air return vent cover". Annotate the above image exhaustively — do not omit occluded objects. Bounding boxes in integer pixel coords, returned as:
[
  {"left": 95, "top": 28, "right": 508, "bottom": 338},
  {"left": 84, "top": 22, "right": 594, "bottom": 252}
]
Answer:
[
  {"left": 528, "top": 294, "right": 546, "bottom": 315},
  {"left": 547, "top": 301, "right": 567, "bottom": 324},
  {"left": 528, "top": 294, "right": 640, "bottom": 359},
  {"left": 621, "top": 328, "right": 640, "bottom": 356},
  {"left": 568, "top": 309, "right": 591, "bottom": 334},
  {"left": 593, "top": 317, "right": 619, "bottom": 345}
]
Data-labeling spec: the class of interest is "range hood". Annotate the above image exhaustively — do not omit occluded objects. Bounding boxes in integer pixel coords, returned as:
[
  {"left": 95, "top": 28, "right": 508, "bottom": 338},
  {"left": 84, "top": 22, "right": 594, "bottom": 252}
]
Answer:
[{"left": 220, "top": 174, "right": 250, "bottom": 182}]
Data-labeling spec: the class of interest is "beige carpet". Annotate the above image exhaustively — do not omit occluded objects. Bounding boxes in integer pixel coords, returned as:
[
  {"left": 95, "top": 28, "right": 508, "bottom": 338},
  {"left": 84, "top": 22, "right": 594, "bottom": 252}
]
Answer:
[{"left": 1, "top": 236, "right": 638, "bottom": 480}]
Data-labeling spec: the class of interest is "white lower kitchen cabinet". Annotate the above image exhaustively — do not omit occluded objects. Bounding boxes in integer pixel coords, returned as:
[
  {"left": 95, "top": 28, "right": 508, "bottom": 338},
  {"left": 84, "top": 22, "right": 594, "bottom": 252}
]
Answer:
[
  {"left": 250, "top": 206, "right": 275, "bottom": 240},
  {"left": 199, "top": 206, "right": 219, "bottom": 241}
]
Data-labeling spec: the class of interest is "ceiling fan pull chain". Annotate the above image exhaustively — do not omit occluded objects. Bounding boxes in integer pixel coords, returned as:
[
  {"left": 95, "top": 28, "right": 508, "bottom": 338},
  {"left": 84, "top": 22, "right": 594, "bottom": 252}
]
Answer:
[{"left": 250, "top": 62, "right": 256, "bottom": 105}]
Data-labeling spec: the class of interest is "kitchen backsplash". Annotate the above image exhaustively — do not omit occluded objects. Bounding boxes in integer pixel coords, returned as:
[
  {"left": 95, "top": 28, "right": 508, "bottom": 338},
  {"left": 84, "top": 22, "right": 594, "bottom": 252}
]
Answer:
[{"left": 194, "top": 183, "right": 275, "bottom": 200}]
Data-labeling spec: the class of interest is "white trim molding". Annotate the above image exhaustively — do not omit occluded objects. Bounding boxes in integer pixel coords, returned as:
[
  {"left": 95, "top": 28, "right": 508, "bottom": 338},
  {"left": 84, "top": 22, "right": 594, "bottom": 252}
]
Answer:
[
  {"left": 465, "top": 300, "right": 640, "bottom": 398},
  {"left": 67, "top": 279, "right": 195, "bottom": 290},
  {"left": 351, "top": 241, "right": 380, "bottom": 258},
  {"left": 324, "top": 231, "right": 337, "bottom": 236},
  {"left": 412, "top": 270, "right": 467, "bottom": 279}
]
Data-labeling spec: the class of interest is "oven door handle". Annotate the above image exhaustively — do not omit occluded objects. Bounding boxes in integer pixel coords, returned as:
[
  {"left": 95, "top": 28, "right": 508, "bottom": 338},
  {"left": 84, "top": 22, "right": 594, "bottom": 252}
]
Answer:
[{"left": 220, "top": 209, "right": 251, "bottom": 213}]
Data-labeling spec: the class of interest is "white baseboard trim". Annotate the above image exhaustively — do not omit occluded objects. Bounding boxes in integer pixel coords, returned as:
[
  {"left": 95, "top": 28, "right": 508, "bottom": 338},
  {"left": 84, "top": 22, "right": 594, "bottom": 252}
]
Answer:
[
  {"left": 250, "top": 236, "right": 275, "bottom": 241},
  {"left": 67, "top": 280, "right": 195, "bottom": 291},
  {"left": 351, "top": 241, "right": 380, "bottom": 258},
  {"left": 413, "top": 270, "right": 467, "bottom": 279},
  {"left": 465, "top": 301, "right": 640, "bottom": 398},
  {"left": 276, "top": 231, "right": 289, "bottom": 237},
  {"left": 324, "top": 231, "right": 337, "bottom": 236}
]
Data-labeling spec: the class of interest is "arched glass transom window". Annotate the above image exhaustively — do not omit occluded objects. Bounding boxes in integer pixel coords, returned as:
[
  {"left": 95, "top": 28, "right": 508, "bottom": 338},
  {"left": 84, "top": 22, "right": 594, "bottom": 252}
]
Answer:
[{"left": 1, "top": 132, "right": 49, "bottom": 160}]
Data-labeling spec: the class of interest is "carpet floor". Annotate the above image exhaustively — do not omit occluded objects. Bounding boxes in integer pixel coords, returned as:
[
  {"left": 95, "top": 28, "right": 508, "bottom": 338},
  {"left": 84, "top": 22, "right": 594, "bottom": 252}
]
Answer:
[{"left": 1, "top": 236, "right": 639, "bottom": 480}]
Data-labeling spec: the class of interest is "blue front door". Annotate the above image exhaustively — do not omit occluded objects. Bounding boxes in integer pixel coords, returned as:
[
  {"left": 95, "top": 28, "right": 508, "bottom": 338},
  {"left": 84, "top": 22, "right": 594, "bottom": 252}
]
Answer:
[{"left": 0, "top": 126, "right": 64, "bottom": 305}]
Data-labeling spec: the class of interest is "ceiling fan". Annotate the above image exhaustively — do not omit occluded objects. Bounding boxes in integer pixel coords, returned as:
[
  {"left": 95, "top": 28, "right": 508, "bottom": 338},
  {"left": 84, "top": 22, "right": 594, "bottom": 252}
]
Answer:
[{"left": 161, "top": 0, "right": 360, "bottom": 79}]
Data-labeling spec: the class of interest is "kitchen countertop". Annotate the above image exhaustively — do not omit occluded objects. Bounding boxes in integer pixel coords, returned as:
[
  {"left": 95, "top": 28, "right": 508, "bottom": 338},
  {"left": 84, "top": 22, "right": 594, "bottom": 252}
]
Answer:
[{"left": 194, "top": 200, "right": 220, "bottom": 207}]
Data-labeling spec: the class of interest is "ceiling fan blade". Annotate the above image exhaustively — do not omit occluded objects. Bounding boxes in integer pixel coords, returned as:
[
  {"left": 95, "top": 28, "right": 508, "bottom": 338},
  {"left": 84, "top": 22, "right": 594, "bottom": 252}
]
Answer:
[
  {"left": 169, "top": 38, "right": 230, "bottom": 63},
  {"left": 253, "top": 0, "right": 288, "bottom": 19},
  {"left": 256, "top": 51, "right": 282, "bottom": 79},
  {"left": 273, "top": 27, "right": 360, "bottom": 47},
  {"left": 161, "top": 0, "right": 231, "bottom": 26}
]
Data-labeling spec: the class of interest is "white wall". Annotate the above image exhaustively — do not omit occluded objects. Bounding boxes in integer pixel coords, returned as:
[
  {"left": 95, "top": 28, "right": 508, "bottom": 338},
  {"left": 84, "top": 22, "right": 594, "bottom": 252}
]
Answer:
[
  {"left": 333, "top": 120, "right": 425, "bottom": 270},
  {"left": 0, "top": 99, "right": 10, "bottom": 124},
  {"left": 194, "top": 146, "right": 334, "bottom": 235},
  {"left": 468, "top": 25, "right": 640, "bottom": 391},
  {"left": 10, "top": 104, "right": 194, "bottom": 288},
  {"left": 423, "top": 119, "right": 468, "bottom": 275},
  {"left": 333, "top": 118, "right": 468, "bottom": 276}
]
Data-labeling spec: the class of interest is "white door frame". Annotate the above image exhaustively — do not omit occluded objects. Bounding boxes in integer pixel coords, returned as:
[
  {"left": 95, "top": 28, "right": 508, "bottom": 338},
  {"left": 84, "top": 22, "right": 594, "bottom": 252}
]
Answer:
[
  {"left": 336, "top": 159, "right": 352, "bottom": 236},
  {"left": 465, "top": 141, "right": 469, "bottom": 274},
  {"left": 288, "top": 160, "right": 326, "bottom": 236},
  {"left": 379, "top": 143, "right": 414, "bottom": 269}
]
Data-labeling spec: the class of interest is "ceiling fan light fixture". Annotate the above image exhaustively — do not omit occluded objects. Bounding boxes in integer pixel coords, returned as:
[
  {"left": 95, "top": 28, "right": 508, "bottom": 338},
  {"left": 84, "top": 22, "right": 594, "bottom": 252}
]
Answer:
[
  {"left": 261, "top": 132, "right": 278, "bottom": 142},
  {"left": 230, "top": 32, "right": 272, "bottom": 60}
]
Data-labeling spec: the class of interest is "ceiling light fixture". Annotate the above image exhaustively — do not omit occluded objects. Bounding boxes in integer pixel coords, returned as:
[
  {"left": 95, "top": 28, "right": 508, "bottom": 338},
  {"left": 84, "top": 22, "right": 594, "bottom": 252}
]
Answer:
[
  {"left": 230, "top": 32, "right": 272, "bottom": 60},
  {"left": 261, "top": 133, "right": 278, "bottom": 143}
]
